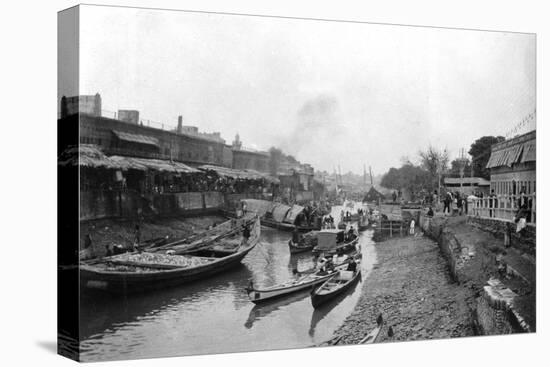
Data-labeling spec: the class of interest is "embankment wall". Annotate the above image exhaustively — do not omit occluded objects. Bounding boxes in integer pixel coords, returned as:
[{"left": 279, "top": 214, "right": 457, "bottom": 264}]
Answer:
[{"left": 420, "top": 215, "right": 531, "bottom": 335}]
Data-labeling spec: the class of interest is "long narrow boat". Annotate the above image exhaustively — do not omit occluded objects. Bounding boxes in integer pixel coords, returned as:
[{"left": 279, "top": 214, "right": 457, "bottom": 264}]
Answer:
[
  {"left": 246, "top": 258, "right": 354, "bottom": 304},
  {"left": 360, "top": 324, "right": 383, "bottom": 344},
  {"left": 310, "top": 268, "right": 361, "bottom": 308},
  {"left": 246, "top": 271, "right": 336, "bottom": 304},
  {"left": 80, "top": 218, "right": 261, "bottom": 294},
  {"left": 260, "top": 217, "right": 320, "bottom": 232}
]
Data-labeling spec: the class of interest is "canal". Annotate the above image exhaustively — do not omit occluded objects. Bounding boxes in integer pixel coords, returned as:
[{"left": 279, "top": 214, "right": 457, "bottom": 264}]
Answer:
[{"left": 79, "top": 205, "right": 377, "bottom": 361}]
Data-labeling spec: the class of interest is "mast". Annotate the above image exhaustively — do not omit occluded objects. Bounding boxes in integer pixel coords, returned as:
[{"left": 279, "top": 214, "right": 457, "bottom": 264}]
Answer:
[{"left": 369, "top": 166, "right": 374, "bottom": 186}]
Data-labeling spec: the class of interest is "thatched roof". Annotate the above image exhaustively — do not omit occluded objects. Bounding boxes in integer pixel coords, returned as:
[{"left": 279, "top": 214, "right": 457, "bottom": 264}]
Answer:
[
  {"left": 58, "top": 144, "right": 199, "bottom": 173},
  {"left": 58, "top": 144, "right": 120, "bottom": 169},
  {"left": 363, "top": 186, "right": 386, "bottom": 202},
  {"left": 109, "top": 156, "right": 199, "bottom": 173},
  {"left": 199, "top": 165, "right": 279, "bottom": 182}
]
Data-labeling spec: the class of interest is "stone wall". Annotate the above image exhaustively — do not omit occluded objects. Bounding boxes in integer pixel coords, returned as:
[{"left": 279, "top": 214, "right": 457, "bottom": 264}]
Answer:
[
  {"left": 467, "top": 216, "right": 536, "bottom": 256},
  {"left": 421, "top": 215, "right": 531, "bottom": 335}
]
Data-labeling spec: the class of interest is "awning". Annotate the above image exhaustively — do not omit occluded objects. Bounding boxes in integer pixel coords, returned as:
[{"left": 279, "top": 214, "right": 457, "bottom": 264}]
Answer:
[
  {"left": 58, "top": 144, "right": 121, "bottom": 169},
  {"left": 486, "top": 132, "right": 536, "bottom": 169},
  {"left": 199, "top": 165, "right": 276, "bottom": 181},
  {"left": 283, "top": 205, "right": 304, "bottom": 224},
  {"left": 112, "top": 130, "right": 160, "bottom": 147},
  {"left": 443, "top": 177, "right": 490, "bottom": 186},
  {"left": 110, "top": 156, "right": 199, "bottom": 173}
]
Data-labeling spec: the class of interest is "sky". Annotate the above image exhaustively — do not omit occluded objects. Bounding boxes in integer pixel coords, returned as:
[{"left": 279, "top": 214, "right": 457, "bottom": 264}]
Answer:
[{"left": 69, "top": 5, "right": 536, "bottom": 175}]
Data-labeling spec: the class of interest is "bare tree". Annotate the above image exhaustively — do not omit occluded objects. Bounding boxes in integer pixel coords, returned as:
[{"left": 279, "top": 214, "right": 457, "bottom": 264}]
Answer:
[{"left": 418, "top": 146, "right": 449, "bottom": 193}]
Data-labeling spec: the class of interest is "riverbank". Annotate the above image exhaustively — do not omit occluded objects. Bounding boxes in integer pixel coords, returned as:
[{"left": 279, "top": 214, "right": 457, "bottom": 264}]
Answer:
[
  {"left": 332, "top": 213, "right": 535, "bottom": 344},
  {"left": 334, "top": 234, "right": 475, "bottom": 344}
]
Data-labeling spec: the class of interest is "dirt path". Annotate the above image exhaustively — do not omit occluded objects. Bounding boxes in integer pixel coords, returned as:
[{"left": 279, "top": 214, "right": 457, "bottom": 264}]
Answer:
[{"left": 334, "top": 235, "right": 475, "bottom": 344}]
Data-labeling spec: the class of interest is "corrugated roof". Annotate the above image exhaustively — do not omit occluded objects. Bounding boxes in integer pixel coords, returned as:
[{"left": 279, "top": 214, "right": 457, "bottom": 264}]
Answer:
[
  {"left": 112, "top": 130, "right": 160, "bottom": 147},
  {"left": 486, "top": 131, "right": 536, "bottom": 169},
  {"left": 443, "top": 177, "right": 490, "bottom": 186}
]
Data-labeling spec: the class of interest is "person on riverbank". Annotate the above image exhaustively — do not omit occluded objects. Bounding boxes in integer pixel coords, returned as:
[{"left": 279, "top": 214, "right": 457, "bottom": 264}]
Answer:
[
  {"left": 489, "top": 190, "right": 497, "bottom": 218},
  {"left": 443, "top": 192, "right": 452, "bottom": 216},
  {"left": 427, "top": 207, "right": 434, "bottom": 218}
]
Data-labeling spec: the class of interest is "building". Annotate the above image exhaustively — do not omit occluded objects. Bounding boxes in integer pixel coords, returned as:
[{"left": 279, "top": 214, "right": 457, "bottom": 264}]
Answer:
[
  {"left": 230, "top": 134, "right": 270, "bottom": 173},
  {"left": 117, "top": 110, "right": 140, "bottom": 124},
  {"left": 443, "top": 177, "right": 490, "bottom": 196},
  {"left": 60, "top": 93, "right": 102, "bottom": 118},
  {"left": 68, "top": 113, "right": 227, "bottom": 167},
  {"left": 486, "top": 130, "right": 536, "bottom": 196}
]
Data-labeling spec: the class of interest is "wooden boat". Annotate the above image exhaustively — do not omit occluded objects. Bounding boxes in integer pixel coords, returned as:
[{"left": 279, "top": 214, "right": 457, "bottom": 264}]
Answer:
[
  {"left": 312, "top": 229, "right": 359, "bottom": 255},
  {"left": 288, "top": 231, "right": 318, "bottom": 254},
  {"left": 246, "top": 258, "right": 354, "bottom": 304},
  {"left": 288, "top": 239, "right": 313, "bottom": 254},
  {"left": 310, "top": 268, "right": 361, "bottom": 308},
  {"left": 360, "top": 325, "right": 382, "bottom": 344},
  {"left": 360, "top": 314, "right": 384, "bottom": 344},
  {"left": 261, "top": 217, "right": 320, "bottom": 232},
  {"left": 80, "top": 218, "right": 261, "bottom": 294},
  {"left": 246, "top": 271, "right": 336, "bottom": 304}
]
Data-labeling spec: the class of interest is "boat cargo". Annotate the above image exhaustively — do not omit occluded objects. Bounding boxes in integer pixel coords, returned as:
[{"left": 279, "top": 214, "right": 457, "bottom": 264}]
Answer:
[{"left": 80, "top": 217, "right": 261, "bottom": 294}]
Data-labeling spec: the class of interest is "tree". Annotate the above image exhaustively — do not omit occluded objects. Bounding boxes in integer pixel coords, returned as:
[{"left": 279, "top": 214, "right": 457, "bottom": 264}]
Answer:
[
  {"left": 449, "top": 158, "right": 472, "bottom": 177},
  {"left": 469, "top": 136, "right": 505, "bottom": 179},
  {"left": 268, "top": 147, "right": 284, "bottom": 176},
  {"left": 381, "top": 164, "right": 432, "bottom": 200},
  {"left": 418, "top": 146, "right": 449, "bottom": 191}
]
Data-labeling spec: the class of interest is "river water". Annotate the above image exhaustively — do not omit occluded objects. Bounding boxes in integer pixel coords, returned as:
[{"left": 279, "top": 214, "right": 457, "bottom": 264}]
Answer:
[{"left": 79, "top": 205, "right": 377, "bottom": 362}]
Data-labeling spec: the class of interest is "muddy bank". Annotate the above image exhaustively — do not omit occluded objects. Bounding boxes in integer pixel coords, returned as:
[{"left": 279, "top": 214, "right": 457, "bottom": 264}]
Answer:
[
  {"left": 334, "top": 235, "right": 475, "bottom": 344},
  {"left": 80, "top": 215, "right": 227, "bottom": 257}
]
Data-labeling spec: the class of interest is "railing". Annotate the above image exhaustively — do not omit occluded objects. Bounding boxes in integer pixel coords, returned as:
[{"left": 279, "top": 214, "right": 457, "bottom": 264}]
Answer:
[{"left": 469, "top": 194, "right": 536, "bottom": 225}]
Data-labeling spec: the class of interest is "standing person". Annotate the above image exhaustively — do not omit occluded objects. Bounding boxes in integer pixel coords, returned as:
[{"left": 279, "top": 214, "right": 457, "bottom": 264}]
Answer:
[
  {"left": 443, "top": 192, "right": 452, "bottom": 216},
  {"left": 489, "top": 190, "right": 497, "bottom": 218},
  {"left": 242, "top": 224, "right": 251, "bottom": 244},
  {"left": 133, "top": 224, "right": 141, "bottom": 251},
  {"left": 409, "top": 219, "right": 415, "bottom": 235},
  {"left": 392, "top": 191, "right": 397, "bottom": 203},
  {"left": 456, "top": 192, "right": 463, "bottom": 215}
]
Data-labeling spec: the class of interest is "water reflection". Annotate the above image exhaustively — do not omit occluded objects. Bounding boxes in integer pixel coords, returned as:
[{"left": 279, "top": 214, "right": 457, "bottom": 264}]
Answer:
[
  {"left": 308, "top": 274, "right": 362, "bottom": 337},
  {"left": 79, "top": 205, "right": 377, "bottom": 361}
]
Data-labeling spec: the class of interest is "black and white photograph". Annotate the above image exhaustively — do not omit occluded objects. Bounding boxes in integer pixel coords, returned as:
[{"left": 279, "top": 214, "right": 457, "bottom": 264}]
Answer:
[{"left": 54, "top": 2, "right": 540, "bottom": 364}]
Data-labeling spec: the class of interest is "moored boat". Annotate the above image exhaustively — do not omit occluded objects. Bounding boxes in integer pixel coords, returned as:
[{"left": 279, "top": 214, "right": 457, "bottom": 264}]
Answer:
[
  {"left": 246, "top": 271, "right": 336, "bottom": 304},
  {"left": 246, "top": 257, "right": 355, "bottom": 304},
  {"left": 288, "top": 231, "right": 318, "bottom": 254},
  {"left": 310, "top": 267, "right": 362, "bottom": 308},
  {"left": 312, "top": 229, "right": 359, "bottom": 255},
  {"left": 288, "top": 239, "right": 314, "bottom": 254},
  {"left": 80, "top": 217, "right": 261, "bottom": 294}
]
